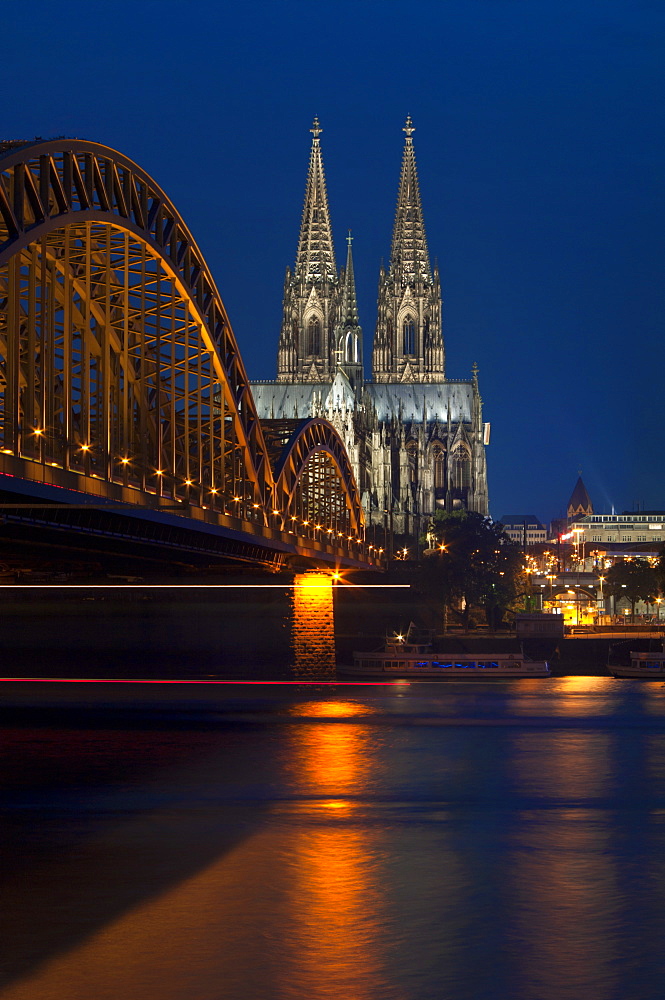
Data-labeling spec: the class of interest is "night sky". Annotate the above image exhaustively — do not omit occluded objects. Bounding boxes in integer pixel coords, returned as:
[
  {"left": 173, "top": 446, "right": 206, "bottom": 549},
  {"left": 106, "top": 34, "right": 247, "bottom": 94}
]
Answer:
[{"left": 3, "top": 0, "right": 663, "bottom": 524}]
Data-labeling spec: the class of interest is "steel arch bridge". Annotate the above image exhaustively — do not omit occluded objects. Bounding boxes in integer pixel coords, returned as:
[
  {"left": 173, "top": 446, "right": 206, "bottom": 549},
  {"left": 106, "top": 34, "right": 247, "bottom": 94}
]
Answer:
[{"left": 0, "top": 139, "right": 375, "bottom": 570}]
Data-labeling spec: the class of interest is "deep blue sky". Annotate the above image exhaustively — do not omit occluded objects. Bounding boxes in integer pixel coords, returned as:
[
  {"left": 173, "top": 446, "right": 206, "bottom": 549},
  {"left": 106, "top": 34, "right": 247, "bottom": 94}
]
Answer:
[{"left": 3, "top": 0, "right": 663, "bottom": 523}]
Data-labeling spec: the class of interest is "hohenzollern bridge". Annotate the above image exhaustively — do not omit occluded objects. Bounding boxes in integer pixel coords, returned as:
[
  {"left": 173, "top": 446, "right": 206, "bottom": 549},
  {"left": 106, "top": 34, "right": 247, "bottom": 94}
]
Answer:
[{"left": 0, "top": 139, "right": 376, "bottom": 571}]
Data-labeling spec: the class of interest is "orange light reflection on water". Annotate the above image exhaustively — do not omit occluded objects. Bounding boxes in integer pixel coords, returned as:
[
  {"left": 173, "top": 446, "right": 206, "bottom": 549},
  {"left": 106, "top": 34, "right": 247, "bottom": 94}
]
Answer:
[
  {"left": 274, "top": 824, "right": 390, "bottom": 999},
  {"left": 287, "top": 699, "right": 375, "bottom": 718},
  {"left": 289, "top": 716, "right": 375, "bottom": 797},
  {"left": 275, "top": 701, "right": 390, "bottom": 997}
]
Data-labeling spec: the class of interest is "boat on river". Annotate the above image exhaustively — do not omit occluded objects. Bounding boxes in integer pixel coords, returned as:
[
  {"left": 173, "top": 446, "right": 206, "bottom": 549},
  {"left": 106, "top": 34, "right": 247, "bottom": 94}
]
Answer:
[
  {"left": 609, "top": 641, "right": 665, "bottom": 678},
  {"left": 340, "top": 628, "right": 550, "bottom": 679}
]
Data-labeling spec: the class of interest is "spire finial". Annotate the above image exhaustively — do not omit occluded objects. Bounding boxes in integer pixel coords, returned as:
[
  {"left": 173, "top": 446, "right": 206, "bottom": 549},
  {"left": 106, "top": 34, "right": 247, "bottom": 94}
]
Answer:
[
  {"left": 347, "top": 229, "right": 353, "bottom": 246},
  {"left": 311, "top": 116, "right": 322, "bottom": 140},
  {"left": 403, "top": 115, "right": 415, "bottom": 138}
]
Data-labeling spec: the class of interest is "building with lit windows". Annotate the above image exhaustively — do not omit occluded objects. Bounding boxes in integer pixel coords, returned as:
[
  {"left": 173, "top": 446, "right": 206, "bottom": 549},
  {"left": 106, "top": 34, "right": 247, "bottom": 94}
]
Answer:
[
  {"left": 500, "top": 515, "right": 547, "bottom": 548},
  {"left": 570, "top": 511, "right": 665, "bottom": 560},
  {"left": 251, "top": 118, "right": 489, "bottom": 544}
]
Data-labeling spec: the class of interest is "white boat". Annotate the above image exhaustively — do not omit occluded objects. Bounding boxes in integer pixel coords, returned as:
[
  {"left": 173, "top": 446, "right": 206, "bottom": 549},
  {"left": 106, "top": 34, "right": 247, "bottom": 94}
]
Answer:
[
  {"left": 340, "top": 629, "right": 550, "bottom": 679},
  {"left": 609, "top": 642, "right": 665, "bottom": 678}
]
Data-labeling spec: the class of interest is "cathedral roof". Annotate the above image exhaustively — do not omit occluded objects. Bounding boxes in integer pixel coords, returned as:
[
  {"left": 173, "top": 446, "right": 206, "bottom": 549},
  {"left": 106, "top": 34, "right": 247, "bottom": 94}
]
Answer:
[
  {"left": 389, "top": 117, "right": 432, "bottom": 284},
  {"left": 364, "top": 382, "right": 472, "bottom": 423},
  {"left": 251, "top": 382, "right": 333, "bottom": 421},
  {"left": 250, "top": 380, "right": 475, "bottom": 424},
  {"left": 294, "top": 117, "right": 336, "bottom": 283}
]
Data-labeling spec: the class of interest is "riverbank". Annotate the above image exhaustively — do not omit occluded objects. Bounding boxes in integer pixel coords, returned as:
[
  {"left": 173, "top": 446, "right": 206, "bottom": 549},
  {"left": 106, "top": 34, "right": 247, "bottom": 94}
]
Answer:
[{"left": 0, "top": 575, "right": 662, "bottom": 680}]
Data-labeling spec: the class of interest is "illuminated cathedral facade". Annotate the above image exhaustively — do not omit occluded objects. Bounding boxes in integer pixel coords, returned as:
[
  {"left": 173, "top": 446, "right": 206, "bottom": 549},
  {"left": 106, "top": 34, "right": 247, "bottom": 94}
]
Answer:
[{"left": 251, "top": 118, "right": 489, "bottom": 545}]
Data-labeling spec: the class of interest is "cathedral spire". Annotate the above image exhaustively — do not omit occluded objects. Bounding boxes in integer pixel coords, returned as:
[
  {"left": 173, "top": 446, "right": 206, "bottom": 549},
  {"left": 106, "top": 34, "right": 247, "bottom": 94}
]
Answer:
[
  {"left": 389, "top": 116, "right": 432, "bottom": 284},
  {"left": 372, "top": 118, "right": 443, "bottom": 383},
  {"left": 335, "top": 231, "right": 363, "bottom": 388},
  {"left": 277, "top": 118, "right": 339, "bottom": 382},
  {"left": 340, "top": 231, "right": 360, "bottom": 329},
  {"left": 295, "top": 117, "right": 337, "bottom": 283}
]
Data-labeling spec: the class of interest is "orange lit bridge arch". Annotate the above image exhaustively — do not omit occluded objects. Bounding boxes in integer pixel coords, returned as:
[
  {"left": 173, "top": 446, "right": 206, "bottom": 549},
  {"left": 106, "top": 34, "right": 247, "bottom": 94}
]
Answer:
[{"left": 0, "top": 139, "right": 372, "bottom": 569}]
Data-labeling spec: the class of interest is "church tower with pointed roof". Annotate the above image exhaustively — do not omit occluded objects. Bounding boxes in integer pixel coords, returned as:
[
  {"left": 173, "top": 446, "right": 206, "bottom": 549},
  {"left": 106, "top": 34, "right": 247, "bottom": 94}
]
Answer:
[
  {"left": 372, "top": 117, "right": 444, "bottom": 383},
  {"left": 567, "top": 476, "right": 594, "bottom": 519},
  {"left": 277, "top": 118, "right": 339, "bottom": 382}
]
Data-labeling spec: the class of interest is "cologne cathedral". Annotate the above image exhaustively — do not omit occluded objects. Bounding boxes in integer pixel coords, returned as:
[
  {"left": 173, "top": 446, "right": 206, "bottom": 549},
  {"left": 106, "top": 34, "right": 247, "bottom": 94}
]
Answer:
[{"left": 251, "top": 118, "right": 489, "bottom": 545}]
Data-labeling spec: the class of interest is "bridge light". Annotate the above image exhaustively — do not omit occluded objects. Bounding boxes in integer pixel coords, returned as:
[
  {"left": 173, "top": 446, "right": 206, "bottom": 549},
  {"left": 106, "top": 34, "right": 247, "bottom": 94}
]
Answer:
[
  {"left": 252, "top": 503, "right": 260, "bottom": 509},
  {"left": 291, "top": 515, "right": 298, "bottom": 520},
  {"left": 302, "top": 520, "right": 309, "bottom": 526},
  {"left": 232, "top": 496, "right": 241, "bottom": 502},
  {"left": 185, "top": 479, "right": 193, "bottom": 486},
  {"left": 272, "top": 509, "right": 280, "bottom": 515},
  {"left": 155, "top": 470, "right": 163, "bottom": 476},
  {"left": 120, "top": 457, "right": 130, "bottom": 465},
  {"left": 33, "top": 428, "right": 44, "bottom": 436},
  {"left": 210, "top": 488, "right": 218, "bottom": 495},
  {"left": 315, "top": 524, "right": 322, "bottom": 530},
  {"left": 80, "top": 444, "right": 90, "bottom": 452}
]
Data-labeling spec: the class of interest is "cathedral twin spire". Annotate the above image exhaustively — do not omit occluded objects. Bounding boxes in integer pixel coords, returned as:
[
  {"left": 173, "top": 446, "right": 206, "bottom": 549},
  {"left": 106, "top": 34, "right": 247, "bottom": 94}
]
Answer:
[
  {"left": 389, "top": 116, "right": 432, "bottom": 285},
  {"left": 295, "top": 117, "right": 336, "bottom": 284},
  {"left": 277, "top": 116, "right": 444, "bottom": 385}
]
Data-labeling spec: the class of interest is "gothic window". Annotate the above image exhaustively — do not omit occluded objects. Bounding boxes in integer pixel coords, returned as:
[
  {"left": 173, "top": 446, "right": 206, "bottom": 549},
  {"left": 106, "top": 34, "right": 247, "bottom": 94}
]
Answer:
[
  {"left": 432, "top": 446, "right": 445, "bottom": 489},
  {"left": 387, "top": 318, "right": 393, "bottom": 344},
  {"left": 406, "top": 442, "right": 418, "bottom": 484},
  {"left": 345, "top": 332, "right": 355, "bottom": 364},
  {"left": 403, "top": 317, "right": 415, "bottom": 355},
  {"left": 452, "top": 449, "right": 471, "bottom": 491},
  {"left": 307, "top": 317, "right": 321, "bottom": 356}
]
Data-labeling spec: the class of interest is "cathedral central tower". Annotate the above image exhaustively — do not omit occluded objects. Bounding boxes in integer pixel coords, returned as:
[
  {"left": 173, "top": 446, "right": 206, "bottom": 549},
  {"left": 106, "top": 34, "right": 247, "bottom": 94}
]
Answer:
[
  {"left": 372, "top": 117, "right": 445, "bottom": 383},
  {"left": 277, "top": 118, "right": 339, "bottom": 382}
]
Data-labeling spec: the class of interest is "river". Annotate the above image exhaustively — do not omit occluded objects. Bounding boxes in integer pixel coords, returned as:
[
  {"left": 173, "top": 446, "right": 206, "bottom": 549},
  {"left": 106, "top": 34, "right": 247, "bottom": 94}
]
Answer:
[{"left": 3, "top": 676, "right": 665, "bottom": 1000}]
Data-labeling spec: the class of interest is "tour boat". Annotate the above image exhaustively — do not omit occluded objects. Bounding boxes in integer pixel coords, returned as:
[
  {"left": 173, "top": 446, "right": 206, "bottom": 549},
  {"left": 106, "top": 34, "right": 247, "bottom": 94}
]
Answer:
[
  {"left": 609, "top": 642, "right": 665, "bottom": 679},
  {"left": 340, "top": 629, "right": 550, "bottom": 679}
]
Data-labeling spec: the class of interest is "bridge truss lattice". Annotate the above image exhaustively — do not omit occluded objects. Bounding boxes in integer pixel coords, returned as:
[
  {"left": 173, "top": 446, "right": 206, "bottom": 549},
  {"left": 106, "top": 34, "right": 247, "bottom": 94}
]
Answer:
[{"left": 0, "top": 139, "right": 371, "bottom": 566}]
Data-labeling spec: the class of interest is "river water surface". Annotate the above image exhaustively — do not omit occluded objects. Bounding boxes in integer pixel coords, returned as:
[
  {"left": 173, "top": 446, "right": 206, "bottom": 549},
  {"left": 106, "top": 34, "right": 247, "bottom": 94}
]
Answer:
[{"left": 3, "top": 676, "right": 665, "bottom": 1000}]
